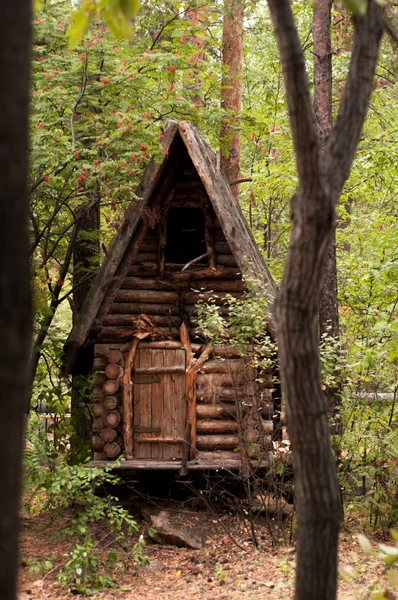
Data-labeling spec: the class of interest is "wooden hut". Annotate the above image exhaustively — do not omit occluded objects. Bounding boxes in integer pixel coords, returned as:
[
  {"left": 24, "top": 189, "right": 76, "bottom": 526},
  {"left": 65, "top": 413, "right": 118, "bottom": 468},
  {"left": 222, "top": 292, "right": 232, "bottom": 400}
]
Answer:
[{"left": 63, "top": 121, "right": 278, "bottom": 473}]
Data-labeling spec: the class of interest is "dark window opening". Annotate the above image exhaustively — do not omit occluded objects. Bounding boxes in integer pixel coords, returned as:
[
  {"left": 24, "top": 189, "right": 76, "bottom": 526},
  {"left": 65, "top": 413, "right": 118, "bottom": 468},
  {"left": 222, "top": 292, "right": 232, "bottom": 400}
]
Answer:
[{"left": 165, "top": 208, "right": 207, "bottom": 265}]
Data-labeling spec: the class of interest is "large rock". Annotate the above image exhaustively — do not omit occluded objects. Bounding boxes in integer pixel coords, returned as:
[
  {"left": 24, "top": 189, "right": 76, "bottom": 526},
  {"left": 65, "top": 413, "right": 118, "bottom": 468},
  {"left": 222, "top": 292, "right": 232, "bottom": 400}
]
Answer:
[{"left": 143, "top": 508, "right": 207, "bottom": 549}]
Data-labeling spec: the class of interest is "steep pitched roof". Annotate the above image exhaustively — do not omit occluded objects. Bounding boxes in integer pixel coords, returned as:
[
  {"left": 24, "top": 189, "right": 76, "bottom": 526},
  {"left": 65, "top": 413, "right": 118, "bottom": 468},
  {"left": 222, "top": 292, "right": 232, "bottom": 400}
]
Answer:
[{"left": 63, "top": 121, "right": 277, "bottom": 373}]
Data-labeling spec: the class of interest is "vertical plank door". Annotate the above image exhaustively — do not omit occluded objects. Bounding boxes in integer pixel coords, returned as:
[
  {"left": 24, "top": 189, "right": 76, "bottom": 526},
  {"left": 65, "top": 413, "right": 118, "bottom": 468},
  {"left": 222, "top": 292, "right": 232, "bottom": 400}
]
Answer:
[{"left": 132, "top": 348, "right": 186, "bottom": 460}]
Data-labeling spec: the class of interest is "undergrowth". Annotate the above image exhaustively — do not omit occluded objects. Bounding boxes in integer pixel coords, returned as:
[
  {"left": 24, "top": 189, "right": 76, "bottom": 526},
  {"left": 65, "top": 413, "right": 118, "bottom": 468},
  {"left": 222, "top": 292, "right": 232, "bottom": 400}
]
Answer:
[{"left": 24, "top": 414, "right": 148, "bottom": 594}]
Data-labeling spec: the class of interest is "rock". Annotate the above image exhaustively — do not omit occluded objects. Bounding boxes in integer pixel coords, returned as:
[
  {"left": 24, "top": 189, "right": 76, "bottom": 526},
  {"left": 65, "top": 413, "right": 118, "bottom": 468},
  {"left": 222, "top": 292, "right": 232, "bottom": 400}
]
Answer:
[{"left": 143, "top": 508, "right": 207, "bottom": 549}]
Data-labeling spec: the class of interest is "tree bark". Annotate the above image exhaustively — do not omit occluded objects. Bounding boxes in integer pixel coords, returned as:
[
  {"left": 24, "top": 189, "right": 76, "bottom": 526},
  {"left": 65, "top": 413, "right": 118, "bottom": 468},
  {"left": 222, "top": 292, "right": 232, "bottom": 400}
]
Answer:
[
  {"left": 70, "top": 202, "right": 100, "bottom": 460},
  {"left": 313, "top": 0, "right": 341, "bottom": 418},
  {"left": 0, "top": 2, "right": 32, "bottom": 599},
  {"left": 220, "top": 0, "right": 245, "bottom": 200},
  {"left": 267, "top": 1, "right": 383, "bottom": 599}
]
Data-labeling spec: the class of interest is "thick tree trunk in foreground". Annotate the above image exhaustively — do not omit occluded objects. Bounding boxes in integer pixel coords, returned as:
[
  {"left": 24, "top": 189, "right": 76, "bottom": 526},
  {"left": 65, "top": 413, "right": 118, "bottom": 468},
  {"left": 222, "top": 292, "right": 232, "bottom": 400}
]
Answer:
[
  {"left": 70, "top": 202, "right": 100, "bottom": 459},
  {"left": 313, "top": 0, "right": 342, "bottom": 418},
  {"left": 267, "top": 1, "right": 383, "bottom": 599},
  {"left": 0, "top": 2, "right": 32, "bottom": 599},
  {"left": 220, "top": 0, "right": 244, "bottom": 200}
]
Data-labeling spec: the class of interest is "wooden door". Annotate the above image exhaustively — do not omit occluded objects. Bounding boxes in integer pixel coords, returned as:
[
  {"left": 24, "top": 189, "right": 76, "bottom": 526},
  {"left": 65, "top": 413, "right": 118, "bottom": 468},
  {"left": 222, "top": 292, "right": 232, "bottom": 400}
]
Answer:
[{"left": 132, "top": 348, "right": 186, "bottom": 460}]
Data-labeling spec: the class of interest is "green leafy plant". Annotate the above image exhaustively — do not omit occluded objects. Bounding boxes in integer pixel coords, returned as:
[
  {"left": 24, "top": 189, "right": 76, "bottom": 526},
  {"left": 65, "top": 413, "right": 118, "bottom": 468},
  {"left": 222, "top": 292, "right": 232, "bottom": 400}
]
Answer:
[{"left": 25, "top": 417, "right": 148, "bottom": 594}]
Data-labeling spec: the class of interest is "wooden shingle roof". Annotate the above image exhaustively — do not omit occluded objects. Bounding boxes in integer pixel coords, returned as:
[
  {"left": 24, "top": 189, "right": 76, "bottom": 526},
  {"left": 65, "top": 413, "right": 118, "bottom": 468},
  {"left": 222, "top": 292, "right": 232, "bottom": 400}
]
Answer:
[{"left": 62, "top": 121, "right": 276, "bottom": 373}]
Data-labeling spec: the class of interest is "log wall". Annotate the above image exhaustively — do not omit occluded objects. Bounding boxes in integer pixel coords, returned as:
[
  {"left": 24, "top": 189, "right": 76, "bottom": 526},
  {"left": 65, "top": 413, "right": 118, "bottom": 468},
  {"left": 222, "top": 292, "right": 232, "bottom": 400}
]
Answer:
[{"left": 89, "top": 164, "right": 276, "bottom": 465}]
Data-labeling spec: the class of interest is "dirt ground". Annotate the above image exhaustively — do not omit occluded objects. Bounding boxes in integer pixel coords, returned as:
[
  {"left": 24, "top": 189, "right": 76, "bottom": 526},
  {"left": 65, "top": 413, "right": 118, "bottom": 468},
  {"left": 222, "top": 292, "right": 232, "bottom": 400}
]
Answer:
[{"left": 17, "top": 501, "right": 395, "bottom": 600}]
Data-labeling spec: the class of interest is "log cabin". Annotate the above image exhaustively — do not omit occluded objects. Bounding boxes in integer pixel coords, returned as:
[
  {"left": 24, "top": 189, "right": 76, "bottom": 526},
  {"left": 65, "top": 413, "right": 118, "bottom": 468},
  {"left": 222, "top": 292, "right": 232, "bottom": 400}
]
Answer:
[{"left": 62, "top": 121, "right": 278, "bottom": 474}]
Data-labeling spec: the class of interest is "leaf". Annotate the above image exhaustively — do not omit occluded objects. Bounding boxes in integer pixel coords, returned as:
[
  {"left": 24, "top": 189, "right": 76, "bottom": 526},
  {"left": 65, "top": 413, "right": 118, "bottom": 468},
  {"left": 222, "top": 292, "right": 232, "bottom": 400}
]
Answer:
[
  {"left": 119, "top": 0, "right": 140, "bottom": 20},
  {"left": 379, "top": 544, "right": 398, "bottom": 557},
  {"left": 357, "top": 533, "right": 373, "bottom": 554},
  {"left": 343, "top": 0, "right": 369, "bottom": 15},
  {"left": 103, "top": 1, "right": 133, "bottom": 40},
  {"left": 67, "top": 7, "right": 91, "bottom": 49},
  {"left": 33, "top": 0, "right": 42, "bottom": 10},
  {"left": 391, "top": 530, "right": 398, "bottom": 543},
  {"left": 388, "top": 569, "right": 398, "bottom": 587}
]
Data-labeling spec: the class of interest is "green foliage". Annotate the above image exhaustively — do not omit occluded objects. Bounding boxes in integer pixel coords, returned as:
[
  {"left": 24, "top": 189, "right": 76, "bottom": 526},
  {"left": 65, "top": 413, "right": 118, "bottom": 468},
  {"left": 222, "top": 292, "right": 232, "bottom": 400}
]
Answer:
[
  {"left": 343, "top": 0, "right": 368, "bottom": 16},
  {"left": 67, "top": 0, "right": 141, "bottom": 48},
  {"left": 338, "top": 393, "right": 398, "bottom": 532},
  {"left": 25, "top": 415, "right": 147, "bottom": 594},
  {"left": 354, "top": 530, "right": 398, "bottom": 599}
]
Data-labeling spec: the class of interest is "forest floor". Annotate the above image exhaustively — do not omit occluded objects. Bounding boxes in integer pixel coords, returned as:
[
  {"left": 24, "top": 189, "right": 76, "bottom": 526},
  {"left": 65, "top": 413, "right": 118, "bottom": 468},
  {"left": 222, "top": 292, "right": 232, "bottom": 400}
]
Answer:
[{"left": 17, "top": 497, "right": 395, "bottom": 600}]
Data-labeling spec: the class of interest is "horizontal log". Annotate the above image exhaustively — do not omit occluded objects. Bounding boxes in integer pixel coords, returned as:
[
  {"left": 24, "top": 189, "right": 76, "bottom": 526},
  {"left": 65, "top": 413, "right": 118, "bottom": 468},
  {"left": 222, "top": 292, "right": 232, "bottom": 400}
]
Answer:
[
  {"left": 132, "top": 251, "right": 158, "bottom": 263},
  {"left": 121, "top": 277, "right": 176, "bottom": 291},
  {"left": 109, "top": 302, "right": 181, "bottom": 316},
  {"left": 140, "top": 239, "right": 158, "bottom": 252},
  {"left": 100, "top": 314, "right": 182, "bottom": 328},
  {"left": 196, "top": 387, "right": 247, "bottom": 403},
  {"left": 197, "top": 435, "right": 239, "bottom": 449},
  {"left": 101, "top": 427, "right": 118, "bottom": 443},
  {"left": 196, "top": 402, "right": 274, "bottom": 419},
  {"left": 216, "top": 254, "right": 238, "bottom": 267},
  {"left": 94, "top": 373, "right": 106, "bottom": 385},
  {"left": 198, "top": 359, "right": 246, "bottom": 374},
  {"left": 115, "top": 290, "right": 178, "bottom": 304},
  {"left": 185, "top": 291, "right": 242, "bottom": 304},
  {"left": 105, "top": 363, "right": 124, "bottom": 380},
  {"left": 196, "top": 450, "right": 241, "bottom": 461},
  {"left": 103, "top": 410, "right": 121, "bottom": 428},
  {"left": 127, "top": 265, "right": 158, "bottom": 277},
  {"left": 103, "top": 442, "right": 121, "bottom": 459},
  {"left": 92, "top": 327, "right": 180, "bottom": 342},
  {"left": 214, "top": 241, "right": 232, "bottom": 254},
  {"left": 102, "top": 396, "right": 118, "bottom": 411},
  {"left": 134, "top": 365, "right": 186, "bottom": 374},
  {"left": 196, "top": 420, "right": 239, "bottom": 434},
  {"left": 106, "top": 349, "right": 123, "bottom": 364},
  {"left": 137, "top": 341, "right": 184, "bottom": 350},
  {"left": 188, "top": 279, "right": 246, "bottom": 293},
  {"left": 103, "top": 379, "right": 120, "bottom": 395},
  {"left": 136, "top": 437, "right": 185, "bottom": 443},
  {"left": 95, "top": 343, "right": 130, "bottom": 357},
  {"left": 196, "top": 372, "right": 245, "bottom": 388},
  {"left": 169, "top": 266, "right": 241, "bottom": 282}
]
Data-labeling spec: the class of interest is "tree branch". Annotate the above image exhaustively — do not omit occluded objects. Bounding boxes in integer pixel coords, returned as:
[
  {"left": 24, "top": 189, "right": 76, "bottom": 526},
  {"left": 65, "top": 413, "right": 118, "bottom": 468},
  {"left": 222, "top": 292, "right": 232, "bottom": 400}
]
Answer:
[
  {"left": 266, "top": 0, "right": 320, "bottom": 188},
  {"left": 324, "top": 1, "right": 383, "bottom": 199}
]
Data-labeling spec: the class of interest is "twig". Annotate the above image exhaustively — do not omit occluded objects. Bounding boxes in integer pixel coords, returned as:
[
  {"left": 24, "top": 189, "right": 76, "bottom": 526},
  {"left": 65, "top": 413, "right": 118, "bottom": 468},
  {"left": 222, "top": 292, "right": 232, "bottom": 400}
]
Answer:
[
  {"left": 229, "top": 177, "right": 252, "bottom": 186},
  {"left": 181, "top": 253, "right": 208, "bottom": 271},
  {"left": 71, "top": 51, "right": 88, "bottom": 153}
]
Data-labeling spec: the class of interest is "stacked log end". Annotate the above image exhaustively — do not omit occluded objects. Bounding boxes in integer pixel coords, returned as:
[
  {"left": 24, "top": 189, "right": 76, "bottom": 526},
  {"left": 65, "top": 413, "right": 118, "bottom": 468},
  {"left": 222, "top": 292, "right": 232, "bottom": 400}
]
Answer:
[{"left": 92, "top": 347, "right": 124, "bottom": 460}]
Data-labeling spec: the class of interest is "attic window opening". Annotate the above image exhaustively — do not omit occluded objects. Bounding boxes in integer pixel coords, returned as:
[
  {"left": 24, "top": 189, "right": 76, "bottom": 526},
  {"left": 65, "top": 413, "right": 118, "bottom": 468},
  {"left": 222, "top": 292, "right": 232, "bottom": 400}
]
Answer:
[{"left": 165, "top": 208, "right": 207, "bottom": 265}]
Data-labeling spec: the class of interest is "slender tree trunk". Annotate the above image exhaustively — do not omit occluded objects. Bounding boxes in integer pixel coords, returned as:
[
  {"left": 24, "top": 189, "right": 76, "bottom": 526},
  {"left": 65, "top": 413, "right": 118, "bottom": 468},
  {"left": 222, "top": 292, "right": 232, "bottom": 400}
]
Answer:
[
  {"left": 267, "top": 1, "right": 383, "bottom": 598},
  {"left": 0, "top": 2, "right": 32, "bottom": 598},
  {"left": 313, "top": 0, "right": 341, "bottom": 417},
  {"left": 220, "top": 0, "right": 245, "bottom": 200},
  {"left": 186, "top": 1, "right": 208, "bottom": 104},
  {"left": 29, "top": 213, "right": 81, "bottom": 394},
  {"left": 70, "top": 201, "right": 100, "bottom": 460}
]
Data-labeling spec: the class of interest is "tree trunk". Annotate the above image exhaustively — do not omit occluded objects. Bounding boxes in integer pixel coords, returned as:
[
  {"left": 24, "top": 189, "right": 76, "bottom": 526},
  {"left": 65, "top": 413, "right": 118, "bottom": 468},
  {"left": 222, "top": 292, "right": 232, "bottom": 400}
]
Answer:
[
  {"left": 0, "top": 2, "right": 32, "bottom": 598},
  {"left": 186, "top": 1, "right": 208, "bottom": 104},
  {"left": 70, "top": 202, "right": 100, "bottom": 460},
  {"left": 267, "top": 1, "right": 383, "bottom": 599},
  {"left": 313, "top": 0, "right": 341, "bottom": 418},
  {"left": 220, "top": 0, "right": 245, "bottom": 200}
]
